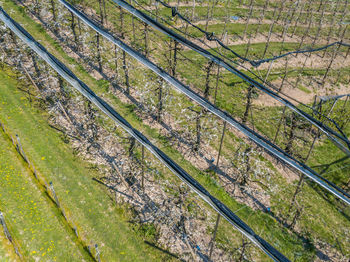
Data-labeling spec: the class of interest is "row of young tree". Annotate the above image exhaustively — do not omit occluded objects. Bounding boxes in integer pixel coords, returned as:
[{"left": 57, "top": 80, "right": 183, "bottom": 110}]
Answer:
[
  {"left": 142, "top": 0, "right": 350, "bottom": 124},
  {"left": 0, "top": 18, "right": 275, "bottom": 261},
  {"left": 34, "top": 0, "right": 346, "bottom": 156},
  {"left": 19, "top": 0, "right": 350, "bottom": 208},
  {"left": 3, "top": 0, "right": 350, "bottom": 258}
]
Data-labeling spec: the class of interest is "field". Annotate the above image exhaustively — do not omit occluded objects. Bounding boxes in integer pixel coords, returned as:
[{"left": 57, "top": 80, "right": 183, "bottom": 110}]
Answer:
[{"left": 0, "top": 0, "right": 349, "bottom": 261}]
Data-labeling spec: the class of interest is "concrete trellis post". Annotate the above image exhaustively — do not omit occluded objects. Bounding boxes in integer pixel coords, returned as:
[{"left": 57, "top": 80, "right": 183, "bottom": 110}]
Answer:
[
  {"left": 0, "top": 211, "right": 22, "bottom": 258},
  {"left": 74, "top": 226, "right": 79, "bottom": 238},
  {"left": 49, "top": 181, "right": 61, "bottom": 208},
  {"left": 16, "top": 134, "right": 29, "bottom": 163},
  {"left": 95, "top": 244, "right": 101, "bottom": 262},
  {"left": 0, "top": 212, "right": 11, "bottom": 241},
  {"left": 49, "top": 182, "right": 67, "bottom": 220}
]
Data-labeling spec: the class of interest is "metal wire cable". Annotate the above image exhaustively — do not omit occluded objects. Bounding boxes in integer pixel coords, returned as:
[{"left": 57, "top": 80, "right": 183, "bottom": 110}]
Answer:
[
  {"left": 108, "top": 0, "right": 350, "bottom": 156},
  {"left": 126, "top": 0, "right": 349, "bottom": 139}
]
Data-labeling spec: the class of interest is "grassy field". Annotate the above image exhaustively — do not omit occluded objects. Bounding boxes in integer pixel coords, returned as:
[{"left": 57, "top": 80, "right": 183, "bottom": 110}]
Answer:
[{"left": 0, "top": 124, "right": 91, "bottom": 261}]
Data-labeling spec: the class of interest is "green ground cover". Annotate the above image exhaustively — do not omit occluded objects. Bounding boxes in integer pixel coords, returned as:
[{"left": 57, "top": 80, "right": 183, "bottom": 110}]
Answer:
[
  {"left": 0, "top": 227, "right": 18, "bottom": 262},
  {"left": 156, "top": 5, "right": 345, "bottom": 25},
  {"left": 0, "top": 123, "right": 90, "bottom": 260}
]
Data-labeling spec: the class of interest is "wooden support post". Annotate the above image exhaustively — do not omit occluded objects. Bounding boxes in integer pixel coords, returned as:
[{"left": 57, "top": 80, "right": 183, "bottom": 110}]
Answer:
[
  {"left": 208, "top": 213, "right": 221, "bottom": 258},
  {"left": 345, "top": 47, "right": 350, "bottom": 59}
]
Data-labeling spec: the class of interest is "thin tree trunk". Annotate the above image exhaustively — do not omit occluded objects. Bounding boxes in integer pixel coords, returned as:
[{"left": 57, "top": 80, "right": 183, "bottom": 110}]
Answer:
[
  {"left": 157, "top": 80, "right": 163, "bottom": 122},
  {"left": 172, "top": 40, "right": 178, "bottom": 77},
  {"left": 114, "top": 45, "right": 119, "bottom": 80},
  {"left": 98, "top": 0, "right": 105, "bottom": 25},
  {"left": 194, "top": 111, "right": 202, "bottom": 152},
  {"left": 50, "top": 0, "right": 57, "bottom": 33},
  {"left": 96, "top": 33, "right": 103, "bottom": 73},
  {"left": 288, "top": 174, "right": 304, "bottom": 215},
  {"left": 122, "top": 50, "right": 130, "bottom": 94},
  {"left": 70, "top": 12, "right": 79, "bottom": 48},
  {"left": 144, "top": 23, "right": 149, "bottom": 57},
  {"left": 285, "top": 113, "right": 297, "bottom": 154},
  {"left": 239, "top": 238, "right": 247, "bottom": 262},
  {"left": 214, "top": 65, "right": 221, "bottom": 105},
  {"left": 129, "top": 137, "right": 136, "bottom": 156},
  {"left": 242, "top": 85, "right": 253, "bottom": 124},
  {"left": 204, "top": 61, "right": 214, "bottom": 99}
]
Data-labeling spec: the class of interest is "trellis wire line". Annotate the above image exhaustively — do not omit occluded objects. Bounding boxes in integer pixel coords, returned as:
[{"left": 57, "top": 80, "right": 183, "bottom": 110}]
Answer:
[
  {"left": 107, "top": 0, "right": 350, "bottom": 156},
  {"left": 123, "top": 0, "right": 348, "bottom": 131},
  {"left": 0, "top": 7, "right": 290, "bottom": 261},
  {"left": 321, "top": 163, "right": 350, "bottom": 176},
  {"left": 126, "top": 0, "right": 350, "bottom": 141},
  {"left": 57, "top": 0, "right": 350, "bottom": 205},
  {"left": 127, "top": 1, "right": 348, "bottom": 142},
  {"left": 152, "top": 0, "right": 350, "bottom": 67},
  {"left": 319, "top": 93, "right": 350, "bottom": 102}
]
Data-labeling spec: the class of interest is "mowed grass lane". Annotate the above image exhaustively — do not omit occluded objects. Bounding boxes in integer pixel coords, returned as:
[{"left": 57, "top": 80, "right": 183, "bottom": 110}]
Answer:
[{"left": 0, "top": 130, "right": 90, "bottom": 261}]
